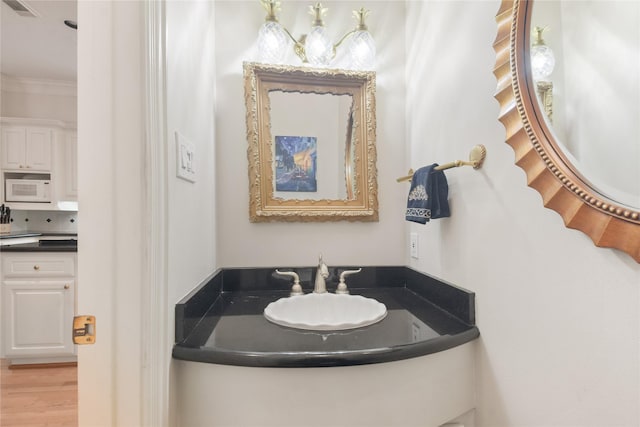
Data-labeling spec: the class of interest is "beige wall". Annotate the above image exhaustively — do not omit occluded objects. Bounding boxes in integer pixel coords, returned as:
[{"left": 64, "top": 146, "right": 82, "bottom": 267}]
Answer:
[
  {"left": 166, "top": 0, "right": 218, "bottom": 320},
  {"left": 1, "top": 76, "right": 76, "bottom": 125},
  {"left": 405, "top": 1, "right": 640, "bottom": 426},
  {"left": 165, "top": 2, "right": 218, "bottom": 425},
  {"left": 214, "top": 0, "right": 407, "bottom": 268}
]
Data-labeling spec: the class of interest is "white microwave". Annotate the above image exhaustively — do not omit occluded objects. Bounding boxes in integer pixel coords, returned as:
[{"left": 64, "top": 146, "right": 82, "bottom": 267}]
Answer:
[{"left": 5, "top": 178, "right": 51, "bottom": 202}]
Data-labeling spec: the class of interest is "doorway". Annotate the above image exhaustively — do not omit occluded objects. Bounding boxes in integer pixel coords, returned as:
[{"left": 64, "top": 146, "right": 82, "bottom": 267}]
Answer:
[{"left": 0, "top": 0, "right": 79, "bottom": 425}]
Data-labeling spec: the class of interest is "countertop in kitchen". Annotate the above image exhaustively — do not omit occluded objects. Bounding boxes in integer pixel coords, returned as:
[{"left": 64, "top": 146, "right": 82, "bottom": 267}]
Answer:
[
  {"left": 0, "top": 232, "right": 42, "bottom": 239},
  {"left": 173, "top": 266, "right": 479, "bottom": 368},
  {"left": 0, "top": 232, "right": 77, "bottom": 239},
  {"left": 0, "top": 233, "right": 78, "bottom": 252}
]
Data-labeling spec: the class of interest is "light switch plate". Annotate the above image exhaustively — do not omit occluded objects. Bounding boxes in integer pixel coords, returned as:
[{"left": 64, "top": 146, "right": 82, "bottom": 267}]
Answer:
[{"left": 175, "top": 131, "right": 196, "bottom": 183}]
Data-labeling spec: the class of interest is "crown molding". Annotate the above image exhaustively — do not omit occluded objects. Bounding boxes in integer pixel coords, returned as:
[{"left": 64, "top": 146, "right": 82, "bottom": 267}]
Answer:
[
  {"left": 0, "top": 116, "right": 76, "bottom": 130},
  {"left": 1, "top": 74, "right": 77, "bottom": 97}
]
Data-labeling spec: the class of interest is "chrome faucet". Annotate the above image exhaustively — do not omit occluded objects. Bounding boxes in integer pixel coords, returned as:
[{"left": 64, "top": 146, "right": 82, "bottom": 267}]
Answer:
[{"left": 313, "top": 255, "right": 330, "bottom": 294}]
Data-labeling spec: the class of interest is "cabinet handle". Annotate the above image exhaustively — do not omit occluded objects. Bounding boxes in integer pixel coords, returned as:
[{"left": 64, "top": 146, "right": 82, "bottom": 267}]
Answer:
[
  {"left": 33, "top": 265, "right": 40, "bottom": 271},
  {"left": 19, "top": 165, "right": 24, "bottom": 169},
  {"left": 64, "top": 284, "right": 70, "bottom": 290}
]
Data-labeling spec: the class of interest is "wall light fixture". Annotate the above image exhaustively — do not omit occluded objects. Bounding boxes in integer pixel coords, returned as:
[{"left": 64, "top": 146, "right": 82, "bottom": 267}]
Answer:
[
  {"left": 531, "top": 26, "right": 555, "bottom": 122},
  {"left": 257, "top": 0, "right": 376, "bottom": 70}
]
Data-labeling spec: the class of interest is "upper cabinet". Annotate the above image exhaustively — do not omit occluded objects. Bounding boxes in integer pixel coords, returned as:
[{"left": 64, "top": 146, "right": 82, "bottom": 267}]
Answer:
[
  {"left": 1, "top": 126, "right": 52, "bottom": 171},
  {"left": 1, "top": 118, "right": 77, "bottom": 209}
]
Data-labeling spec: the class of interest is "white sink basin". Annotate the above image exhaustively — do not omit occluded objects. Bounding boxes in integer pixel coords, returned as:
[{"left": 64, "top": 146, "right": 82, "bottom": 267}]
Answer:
[{"left": 264, "top": 293, "right": 387, "bottom": 331}]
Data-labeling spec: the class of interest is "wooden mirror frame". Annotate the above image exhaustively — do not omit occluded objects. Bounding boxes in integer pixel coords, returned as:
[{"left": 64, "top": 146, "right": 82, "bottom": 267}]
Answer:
[
  {"left": 494, "top": 0, "right": 640, "bottom": 262},
  {"left": 243, "top": 62, "right": 378, "bottom": 222}
]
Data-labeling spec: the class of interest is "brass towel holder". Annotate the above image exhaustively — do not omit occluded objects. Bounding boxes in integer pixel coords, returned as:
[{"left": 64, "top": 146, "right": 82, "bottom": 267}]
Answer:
[{"left": 396, "top": 144, "right": 487, "bottom": 183}]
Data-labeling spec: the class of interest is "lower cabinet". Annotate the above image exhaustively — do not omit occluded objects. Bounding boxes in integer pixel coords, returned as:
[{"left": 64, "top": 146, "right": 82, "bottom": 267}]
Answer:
[{"left": 1, "top": 253, "right": 77, "bottom": 365}]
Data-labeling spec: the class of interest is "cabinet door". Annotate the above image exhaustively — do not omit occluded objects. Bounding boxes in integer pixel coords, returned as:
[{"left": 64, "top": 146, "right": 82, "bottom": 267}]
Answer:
[
  {"left": 3, "top": 280, "right": 75, "bottom": 357},
  {"left": 25, "top": 127, "right": 52, "bottom": 170},
  {"left": 1, "top": 126, "right": 27, "bottom": 169},
  {"left": 0, "top": 126, "right": 52, "bottom": 171}
]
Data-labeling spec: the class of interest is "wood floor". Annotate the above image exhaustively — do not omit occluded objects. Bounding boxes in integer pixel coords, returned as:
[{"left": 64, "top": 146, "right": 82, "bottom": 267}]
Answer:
[{"left": 0, "top": 359, "right": 77, "bottom": 427}]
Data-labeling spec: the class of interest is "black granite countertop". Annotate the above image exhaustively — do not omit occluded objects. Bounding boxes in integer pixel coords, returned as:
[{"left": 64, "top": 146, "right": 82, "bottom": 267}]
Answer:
[
  {"left": 0, "top": 232, "right": 77, "bottom": 239},
  {"left": 172, "top": 267, "right": 479, "bottom": 368},
  {"left": 0, "top": 232, "right": 42, "bottom": 239},
  {"left": 1, "top": 237, "right": 78, "bottom": 252}
]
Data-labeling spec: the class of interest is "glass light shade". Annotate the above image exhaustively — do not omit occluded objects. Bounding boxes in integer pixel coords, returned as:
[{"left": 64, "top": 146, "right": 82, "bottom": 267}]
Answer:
[
  {"left": 257, "top": 21, "right": 289, "bottom": 64},
  {"left": 531, "top": 44, "right": 555, "bottom": 81},
  {"left": 305, "top": 26, "right": 333, "bottom": 66},
  {"left": 348, "top": 30, "right": 376, "bottom": 70}
]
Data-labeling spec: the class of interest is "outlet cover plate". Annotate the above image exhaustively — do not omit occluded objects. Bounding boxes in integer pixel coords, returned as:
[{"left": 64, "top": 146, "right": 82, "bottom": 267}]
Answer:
[{"left": 410, "top": 232, "right": 419, "bottom": 259}]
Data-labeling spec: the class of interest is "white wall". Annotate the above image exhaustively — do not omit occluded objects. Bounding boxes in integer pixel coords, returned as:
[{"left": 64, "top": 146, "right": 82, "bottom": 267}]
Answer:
[
  {"left": 165, "top": 1, "right": 218, "bottom": 425},
  {"left": 165, "top": 0, "right": 217, "bottom": 328},
  {"left": 215, "top": 0, "right": 407, "bottom": 268},
  {"left": 1, "top": 75, "right": 77, "bottom": 125},
  {"left": 406, "top": 1, "right": 640, "bottom": 426}
]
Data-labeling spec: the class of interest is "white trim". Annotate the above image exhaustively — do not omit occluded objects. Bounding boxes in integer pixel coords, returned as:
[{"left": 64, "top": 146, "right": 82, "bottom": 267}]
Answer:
[
  {"left": 0, "top": 116, "right": 75, "bottom": 130},
  {"left": 0, "top": 74, "right": 77, "bottom": 97},
  {"left": 142, "top": 1, "right": 169, "bottom": 426}
]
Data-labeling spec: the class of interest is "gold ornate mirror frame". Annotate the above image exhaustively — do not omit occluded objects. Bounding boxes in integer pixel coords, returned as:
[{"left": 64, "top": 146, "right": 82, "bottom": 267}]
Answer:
[
  {"left": 244, "top": 62, "right": 378, "bottom": 222},
  {"left": 494, "top": 0, "right": 640, "bottom": 262}
]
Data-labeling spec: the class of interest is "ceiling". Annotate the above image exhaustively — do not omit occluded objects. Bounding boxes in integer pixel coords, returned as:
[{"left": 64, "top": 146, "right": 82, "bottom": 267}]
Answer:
[{"left": 1, "top": 0, "right": 77, "bottom": 82}]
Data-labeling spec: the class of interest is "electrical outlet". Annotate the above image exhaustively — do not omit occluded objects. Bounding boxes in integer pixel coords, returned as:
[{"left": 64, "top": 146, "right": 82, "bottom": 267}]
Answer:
[{"left": 410, "top": 232, "right": 419, "bottom": 259}]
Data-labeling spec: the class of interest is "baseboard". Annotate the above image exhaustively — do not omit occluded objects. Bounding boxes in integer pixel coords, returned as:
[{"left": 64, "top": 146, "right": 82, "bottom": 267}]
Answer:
[
  {"left": 8, "top": 361, "right": 77, "bottom": 370},
  {"left": 7, "top": 356, "right": 77, "bottom": 368}
]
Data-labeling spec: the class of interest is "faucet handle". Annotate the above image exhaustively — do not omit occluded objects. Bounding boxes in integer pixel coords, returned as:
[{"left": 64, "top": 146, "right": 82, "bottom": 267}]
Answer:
[
  {"left": 336, "top": 268, "right": 362, "bottom": 295},
  {"left": 275, "top": 270, "right": 303, "bottom": 296}
]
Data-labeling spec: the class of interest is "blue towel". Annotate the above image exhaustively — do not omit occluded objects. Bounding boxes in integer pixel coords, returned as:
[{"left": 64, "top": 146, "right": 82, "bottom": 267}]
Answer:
[{"left": 405, "top": 164, "right": 450, "bottom": 224}]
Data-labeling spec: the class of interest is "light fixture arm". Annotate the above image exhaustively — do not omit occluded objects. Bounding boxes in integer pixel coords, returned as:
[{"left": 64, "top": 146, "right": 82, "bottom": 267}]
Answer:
[
  {"left": 333, "top": 8, "right": 372, "bottom": 54},
  {"left": 333, "top": 29, "right": 356, "bottom": 50},
  {"left": 281, "top": 26, "right": 308, "bottom": 62}
]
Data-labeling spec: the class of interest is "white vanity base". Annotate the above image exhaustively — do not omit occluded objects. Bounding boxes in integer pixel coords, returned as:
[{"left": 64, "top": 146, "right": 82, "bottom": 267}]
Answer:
[{"left": 174, "top": 341, "right": 476, "bottom": 427}]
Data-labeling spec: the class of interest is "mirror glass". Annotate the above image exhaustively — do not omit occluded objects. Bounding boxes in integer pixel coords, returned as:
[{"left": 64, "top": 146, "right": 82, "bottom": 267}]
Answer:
[
  {"left": 243, "top": 62, "right": 377, "bottom": 222},
  {"left": 269, "top": 91, "right": 354, "bottom": 201},
  {"left": 531, "top": 1, "right": 640, "bottom": 209},
  {"left": 494, "top": 0, "right": 640, "bottom": 263}
]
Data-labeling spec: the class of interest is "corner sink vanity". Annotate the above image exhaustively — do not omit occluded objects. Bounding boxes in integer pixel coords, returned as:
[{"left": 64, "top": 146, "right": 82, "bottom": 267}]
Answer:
[{"left": 173, "top": 266, "right": 479, "bottom": 427}]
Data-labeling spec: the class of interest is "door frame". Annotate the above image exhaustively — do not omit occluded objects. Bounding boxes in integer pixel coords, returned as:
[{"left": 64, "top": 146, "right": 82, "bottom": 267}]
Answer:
[
  {"left": 142, "top": 0, "right": 170, "bottom": 425},
  {"left": 77, "top": 1, "right": 169, "bottom": 425}
]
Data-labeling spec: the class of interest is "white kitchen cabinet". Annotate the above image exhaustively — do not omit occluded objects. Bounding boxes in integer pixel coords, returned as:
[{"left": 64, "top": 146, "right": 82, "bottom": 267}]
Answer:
[
  {"left": 1, "top": 253, "right": 77, "bottom": 364},
  {"left": 1, "top": 125, "right": 52, "bottom": 171},
  {"left": 60, "top": 131, "right": 77, "bottom": 200},
  {"left": 3, "top": 280, "right": 75, "bottom": 358},
  {"left": 1, "top": 118, "right": 77, "bottom": 210}
]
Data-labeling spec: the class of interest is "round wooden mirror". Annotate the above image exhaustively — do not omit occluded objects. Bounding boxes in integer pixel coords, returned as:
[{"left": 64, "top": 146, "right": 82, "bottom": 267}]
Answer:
[{"left": 494, "top": 0, "right": 640, "bottom": 262}]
